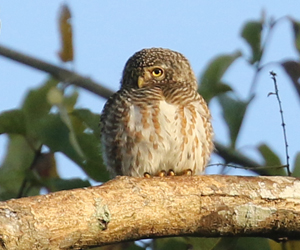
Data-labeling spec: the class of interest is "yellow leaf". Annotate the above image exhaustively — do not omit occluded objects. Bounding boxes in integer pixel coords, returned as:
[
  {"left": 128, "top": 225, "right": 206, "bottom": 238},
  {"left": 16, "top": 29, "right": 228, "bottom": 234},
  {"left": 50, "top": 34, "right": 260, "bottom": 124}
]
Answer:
[{"left": 58, "top": 4, "right": 74, "bottom": 62}]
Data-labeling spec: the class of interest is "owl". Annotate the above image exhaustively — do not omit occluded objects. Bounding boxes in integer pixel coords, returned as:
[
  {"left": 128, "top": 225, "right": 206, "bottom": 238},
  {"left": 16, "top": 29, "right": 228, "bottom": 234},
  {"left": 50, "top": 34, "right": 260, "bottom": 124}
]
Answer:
[{"left": 100, "top": 48, "right": 213, "bottom": 177}]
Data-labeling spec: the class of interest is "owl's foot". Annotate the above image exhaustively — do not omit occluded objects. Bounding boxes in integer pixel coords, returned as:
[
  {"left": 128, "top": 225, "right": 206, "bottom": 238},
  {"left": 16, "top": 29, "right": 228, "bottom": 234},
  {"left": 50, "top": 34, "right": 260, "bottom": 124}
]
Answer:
[
  {"left": 165, "top": 169, "right": 193, "bottom": 176},
  {"left": 143, "top": 169, "right": 176, "bottom": 177}
]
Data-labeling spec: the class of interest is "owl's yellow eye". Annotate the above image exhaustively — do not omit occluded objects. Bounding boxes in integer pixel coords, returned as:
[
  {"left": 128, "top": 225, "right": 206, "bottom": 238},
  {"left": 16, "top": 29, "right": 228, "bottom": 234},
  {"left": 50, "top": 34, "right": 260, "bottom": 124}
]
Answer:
[{"left": 151, "top": 68, "right": 163, "bottom": 77}]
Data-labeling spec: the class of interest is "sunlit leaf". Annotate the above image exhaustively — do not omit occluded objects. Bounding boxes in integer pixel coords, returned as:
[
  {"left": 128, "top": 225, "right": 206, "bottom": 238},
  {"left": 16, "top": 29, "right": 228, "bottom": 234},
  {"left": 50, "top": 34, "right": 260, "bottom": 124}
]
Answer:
[
  {"left": 0, "top": 110, "right": 26, "bottom": 135},
  {"left": 198, "top": 51, "right": 241, "bottom": 103},
  {"left": 258, "top": 144, "right": 286, "bottom": 176},
  {"left": 241, "top": 21, "right": 263, "bottom": 64},
  {"left": 218, "top": 94, "right": 253, "bottom": 148},
  {"left": 58, "top": 4, "right": 74, "bottom": 62}
]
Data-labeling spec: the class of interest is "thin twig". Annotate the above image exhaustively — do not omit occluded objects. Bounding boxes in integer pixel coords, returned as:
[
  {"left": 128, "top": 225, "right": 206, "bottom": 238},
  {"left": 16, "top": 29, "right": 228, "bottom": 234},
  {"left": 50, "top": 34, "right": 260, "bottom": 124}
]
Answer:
[
  {"left": 0, "top": 44, "right": 114, "bottom": 99},
  {"left": 208, "top": 162, "right": 287, "bottom": 171},
  {"left": 269, "top": 71, "right": 291, "bottom": 176}
]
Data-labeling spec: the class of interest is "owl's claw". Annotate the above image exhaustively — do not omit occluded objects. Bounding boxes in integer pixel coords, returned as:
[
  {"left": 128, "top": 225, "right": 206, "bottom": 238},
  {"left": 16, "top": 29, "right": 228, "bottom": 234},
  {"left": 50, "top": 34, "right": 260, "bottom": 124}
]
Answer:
[
  {"left": 158, "top": 170, "right": 167, "bottom": 177},
  {"left": 167, "top": 169, "right": 175, "bottom": 176},
  {"left": 144, "top": 172, "right": 151, "bottom": 178},
  {"left": 183, "top": 169, "right": 193, "bottom": 176}
]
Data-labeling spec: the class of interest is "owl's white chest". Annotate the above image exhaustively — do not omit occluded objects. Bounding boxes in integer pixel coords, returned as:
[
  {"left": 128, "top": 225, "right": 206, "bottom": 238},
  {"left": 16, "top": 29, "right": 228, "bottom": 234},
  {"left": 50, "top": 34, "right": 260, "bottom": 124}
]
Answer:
[{"left": 121, "top": 100, "right": 209, "bottom": 176}]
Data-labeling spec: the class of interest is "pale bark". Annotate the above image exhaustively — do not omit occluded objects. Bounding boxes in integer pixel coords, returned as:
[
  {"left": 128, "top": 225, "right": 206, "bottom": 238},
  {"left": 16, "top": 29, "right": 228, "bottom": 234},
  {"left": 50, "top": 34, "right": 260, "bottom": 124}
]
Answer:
[{"left": 1, "top": 175, "right": 300, "bottom": 250}]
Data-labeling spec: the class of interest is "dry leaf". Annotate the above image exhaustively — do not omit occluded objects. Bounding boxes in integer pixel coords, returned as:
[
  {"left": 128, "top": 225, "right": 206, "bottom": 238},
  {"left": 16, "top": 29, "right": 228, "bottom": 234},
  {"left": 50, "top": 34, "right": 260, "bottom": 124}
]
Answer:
[{"left": 58, "top": 4, "right": 74, "bottom": 62}]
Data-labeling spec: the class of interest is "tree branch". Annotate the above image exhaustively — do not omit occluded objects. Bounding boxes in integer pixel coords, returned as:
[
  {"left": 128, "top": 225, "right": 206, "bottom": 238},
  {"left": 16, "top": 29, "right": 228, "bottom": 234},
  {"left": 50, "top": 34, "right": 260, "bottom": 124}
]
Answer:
[
  {"left": 0, "top": 44, "right": 114, "bottom": 99},
  {"left": 1, "top": 175, "right": 300, "bottom": 249}
]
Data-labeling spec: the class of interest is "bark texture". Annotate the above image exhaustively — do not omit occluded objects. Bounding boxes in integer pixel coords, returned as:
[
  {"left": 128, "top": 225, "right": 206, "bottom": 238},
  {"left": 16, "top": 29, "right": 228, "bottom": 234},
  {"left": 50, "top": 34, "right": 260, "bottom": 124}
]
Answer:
[{"left": 1, "top": 175, "right": 300, "bottom": 250}]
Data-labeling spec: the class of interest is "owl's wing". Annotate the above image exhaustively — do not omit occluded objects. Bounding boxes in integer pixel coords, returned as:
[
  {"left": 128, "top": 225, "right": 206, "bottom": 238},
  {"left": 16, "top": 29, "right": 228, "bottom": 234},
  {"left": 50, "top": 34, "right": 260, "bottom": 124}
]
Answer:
[{"left": 100, "top": 89, "right": 131, "bottom": 176}]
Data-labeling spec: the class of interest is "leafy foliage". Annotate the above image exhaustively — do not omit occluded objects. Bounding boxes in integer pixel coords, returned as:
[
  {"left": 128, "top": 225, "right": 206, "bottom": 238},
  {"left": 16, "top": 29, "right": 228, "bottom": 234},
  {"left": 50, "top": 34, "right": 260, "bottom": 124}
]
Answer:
[{"left": 0, "top": 78, "right": 109, "bottom": 200}]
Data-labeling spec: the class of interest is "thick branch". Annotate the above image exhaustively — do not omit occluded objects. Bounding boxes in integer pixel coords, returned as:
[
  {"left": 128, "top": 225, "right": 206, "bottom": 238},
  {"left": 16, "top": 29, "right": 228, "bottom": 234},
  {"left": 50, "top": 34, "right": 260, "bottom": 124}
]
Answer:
[
  {"left": 0, "top": 44, "right": 114, "bottom": 99},
  {"left": 1, "top": 175, "right": 300, "bottom": 249}
]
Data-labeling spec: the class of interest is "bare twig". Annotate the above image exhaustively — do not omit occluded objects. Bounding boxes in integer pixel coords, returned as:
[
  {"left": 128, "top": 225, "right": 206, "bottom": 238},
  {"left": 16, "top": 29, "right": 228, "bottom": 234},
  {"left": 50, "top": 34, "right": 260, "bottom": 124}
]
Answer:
[
  {"left": 208, "top": 162, "right": 286, "bottom": 171},
  {"left": 269, "top": 71, "right": 291, "bottom": 176},
  {"left": 0, "top": 44, "right": 114, "bottom": 99}
]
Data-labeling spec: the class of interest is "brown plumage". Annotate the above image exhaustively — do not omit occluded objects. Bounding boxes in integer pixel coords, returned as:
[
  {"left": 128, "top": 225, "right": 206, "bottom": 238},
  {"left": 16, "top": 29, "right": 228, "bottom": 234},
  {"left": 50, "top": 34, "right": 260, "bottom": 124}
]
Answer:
[{"left": 101, "top": 48, "right": 213, "bottom": 177}]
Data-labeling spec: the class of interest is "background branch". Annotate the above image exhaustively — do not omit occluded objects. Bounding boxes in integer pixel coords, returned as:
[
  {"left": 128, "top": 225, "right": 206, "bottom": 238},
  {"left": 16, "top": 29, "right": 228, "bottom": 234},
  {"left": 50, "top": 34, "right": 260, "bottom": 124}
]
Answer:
[
  {"left": 0, "top": 44, "right": 114, "bottom": 99},
  {"left": 1, "top": 175, "right": 300, "bottom": 249}
]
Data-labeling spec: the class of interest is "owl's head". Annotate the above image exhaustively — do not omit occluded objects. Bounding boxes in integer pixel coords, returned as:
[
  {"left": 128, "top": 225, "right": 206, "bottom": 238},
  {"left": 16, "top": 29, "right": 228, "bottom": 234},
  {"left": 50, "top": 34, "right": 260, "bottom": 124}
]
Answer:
[{"left": 121, "top": 48, "right": 197, "bottom": 90}]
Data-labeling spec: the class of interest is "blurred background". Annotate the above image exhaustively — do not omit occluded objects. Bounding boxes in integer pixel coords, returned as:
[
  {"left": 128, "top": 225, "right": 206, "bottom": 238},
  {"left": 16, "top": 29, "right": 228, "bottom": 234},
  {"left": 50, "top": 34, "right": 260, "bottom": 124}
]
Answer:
[{"left": 1, "top": 1, "right": 300, "bottom": 180}]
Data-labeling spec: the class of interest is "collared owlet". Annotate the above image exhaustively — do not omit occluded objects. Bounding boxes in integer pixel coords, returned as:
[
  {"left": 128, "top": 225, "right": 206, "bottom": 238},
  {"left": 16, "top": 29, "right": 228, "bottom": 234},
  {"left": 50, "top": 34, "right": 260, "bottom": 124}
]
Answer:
[{"left": 101, "top": 48, "right": 213, "bottom": 177}]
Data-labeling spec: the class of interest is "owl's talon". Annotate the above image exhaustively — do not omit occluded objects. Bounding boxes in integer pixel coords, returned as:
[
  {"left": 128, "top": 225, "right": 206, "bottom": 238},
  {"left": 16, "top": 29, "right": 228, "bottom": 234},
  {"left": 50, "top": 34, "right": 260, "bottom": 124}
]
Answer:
[
  {"left": 183, "top": 169, "right": 193, "bottom": 176},
  {"left": 144, "top": 172, "right": 151, "bottom": 178},
  {"left": 167, "top": 169, "right": 175, "bottom": 176},
  {"left": 158, "top": 170, "right": 167, "bottom": 177}
]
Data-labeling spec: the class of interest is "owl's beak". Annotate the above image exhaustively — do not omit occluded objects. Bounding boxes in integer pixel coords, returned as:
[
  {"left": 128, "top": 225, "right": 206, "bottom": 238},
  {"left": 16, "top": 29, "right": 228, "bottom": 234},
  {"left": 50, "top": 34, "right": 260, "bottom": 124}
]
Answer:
[{"left": 137, "top": 76, "right": 144, "bottom": 88}]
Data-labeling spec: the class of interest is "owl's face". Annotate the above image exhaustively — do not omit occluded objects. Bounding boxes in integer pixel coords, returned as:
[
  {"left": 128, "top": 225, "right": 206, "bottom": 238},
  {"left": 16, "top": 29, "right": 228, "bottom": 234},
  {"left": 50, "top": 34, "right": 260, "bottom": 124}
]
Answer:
[{"left": 121, "top": 48, "right": 197, "bottom": 90}]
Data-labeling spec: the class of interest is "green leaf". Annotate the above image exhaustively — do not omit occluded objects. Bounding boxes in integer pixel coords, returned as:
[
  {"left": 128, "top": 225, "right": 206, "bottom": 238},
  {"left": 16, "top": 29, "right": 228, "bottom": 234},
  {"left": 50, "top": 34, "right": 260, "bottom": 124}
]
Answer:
[
  {"left": 76, "top": 133, "right": 109, "bottom": 182},
  {"left": 154, "top": 237, "right": 189, "bottom": 250},
  {"left": 154, "top": 237, "right": 220, "bottom": 250},
  {"left": 22, "top": 77, "right": 59, "bottom": 120},
  {"left": 0, "top": 135, "right": 37, "bottom": 200},
  {"left": 71, "top": 109, "right": 101, "bottom": 137},
  {"left": 258, "top": 144, "right": 286, "bottom": 176},
  {"left": 218, "top": 94, "right": 253, "bottom": 148},
  {"left": 290, "top": 18, "right": 300, "bottom": 55},
  {"left": 22, "top": 77, "right": 60, "bottom": 140},
  {"left": 44, "top": 178, "right": 91, "bottom": 192},
  {"left": 292, "top": 152, "right": 300, "bottom": 177},
  {"left": 198, "top": 51, "right": 241, "bottom": 103},
  {"left": 33, "top": 113, "right": 108, "bottom": 182},
  {"left": 63, "top": 89, "right": 79, "bottom": 112},
  {"left": 269, "top": 240, "right": 300, "bottom": 250},
  {"left": 241, "top": 21, "right": 263, "bottom": 64},
  {"left": 213, "top": 238, "right": 239, "bottom": 250},
  {"left": 187, "top": 237, "right": 221, "bottom": 250},
  {"left": 234, "top": 238, "right": 271, "bottom": 250},
  {"left": 34, "top": 114, "right": 82, "bottom": 163},
  {"left": 0, "top": 110, "right": 26, "bottom": 135},
  {"left": 281, "top": 61, "right": 300, "bottom": 101}
]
